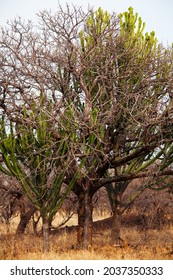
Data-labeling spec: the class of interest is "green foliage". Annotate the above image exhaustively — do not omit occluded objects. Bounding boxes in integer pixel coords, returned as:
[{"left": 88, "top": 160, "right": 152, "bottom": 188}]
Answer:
[
  {"left": 79, "top": 7, "right": 110, "bottom": 51},
  {"left": 0, "top": 96, "right": 77, "bottom": 221},
  {"left": 119, "top": 6, "right": 157, "bottom": 47}
]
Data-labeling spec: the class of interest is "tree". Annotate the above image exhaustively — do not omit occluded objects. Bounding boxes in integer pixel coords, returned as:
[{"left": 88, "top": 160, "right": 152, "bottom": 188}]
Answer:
[
  {"left": 0, "top": 4, "right": 173, "bottom": 250},
  {"left": 102, "top": 7, "right": 173, "bottom": 245},
  {"left": 62, "top": 6, "right": 173, "bottom": 247},
  {"left": 0, "top": 95, "right": 80, "bottom": 252}
]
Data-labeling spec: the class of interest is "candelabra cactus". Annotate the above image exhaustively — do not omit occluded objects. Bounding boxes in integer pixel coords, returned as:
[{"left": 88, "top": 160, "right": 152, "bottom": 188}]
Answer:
[{"left": 0, "top": 97, "right": 78, "bottom": 252}]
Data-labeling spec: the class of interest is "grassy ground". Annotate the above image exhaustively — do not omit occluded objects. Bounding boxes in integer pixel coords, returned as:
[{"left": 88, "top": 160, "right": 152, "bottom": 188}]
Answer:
[{"left": 0, "top": 213, "right": 173, "bottom": 260}]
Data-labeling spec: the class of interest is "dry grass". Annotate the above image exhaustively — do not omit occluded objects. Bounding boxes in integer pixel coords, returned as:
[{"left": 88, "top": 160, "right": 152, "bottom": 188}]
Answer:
[{"left": 0, "top": 213, "right": 173, "bottom": 260}]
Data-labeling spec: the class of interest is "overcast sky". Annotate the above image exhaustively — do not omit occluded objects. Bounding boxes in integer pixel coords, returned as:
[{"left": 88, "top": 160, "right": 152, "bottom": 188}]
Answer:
[{"left": 0, "top": 0, "right": 173, "bottom": 45}]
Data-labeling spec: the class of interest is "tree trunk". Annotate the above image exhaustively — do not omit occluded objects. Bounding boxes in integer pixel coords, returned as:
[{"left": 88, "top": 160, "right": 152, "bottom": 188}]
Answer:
[
  {"left": 77, "top": 192, "right": 85, "bottom": 246},
  {"left": 77, "top": 189, "right": 93, "bottom": 249},
  {"left": 111, "top": 193, "right": 123, "bottom": 246},
  {"left": 16, "top": 206, "right": 36, "bottom": 235},
  {"left": 83, "top": 189, "right": 93, "bottom": 249},
  {"left": 42, "top": 216, "right": 50, "bottom": 253}
]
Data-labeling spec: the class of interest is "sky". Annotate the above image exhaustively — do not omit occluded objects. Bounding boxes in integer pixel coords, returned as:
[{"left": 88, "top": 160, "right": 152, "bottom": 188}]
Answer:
[{"left": 0, "top": 0, "right": 173, "bottom": 45}]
